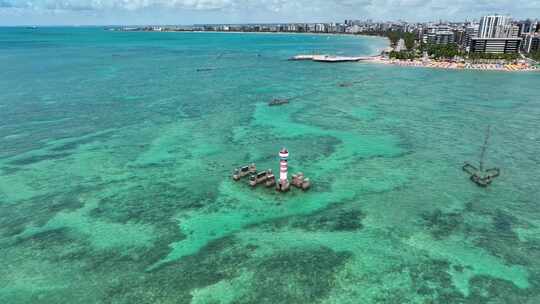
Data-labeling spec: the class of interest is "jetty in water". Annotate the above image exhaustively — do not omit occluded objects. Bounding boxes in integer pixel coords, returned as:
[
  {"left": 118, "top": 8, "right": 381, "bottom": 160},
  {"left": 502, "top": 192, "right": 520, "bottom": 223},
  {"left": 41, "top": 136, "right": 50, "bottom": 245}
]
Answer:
[
  {"left": 289, "top": 54, "right": 374, "bottom": 63},
  {"left": 462, "top": 126, "right": 500, "bottom": 187}
]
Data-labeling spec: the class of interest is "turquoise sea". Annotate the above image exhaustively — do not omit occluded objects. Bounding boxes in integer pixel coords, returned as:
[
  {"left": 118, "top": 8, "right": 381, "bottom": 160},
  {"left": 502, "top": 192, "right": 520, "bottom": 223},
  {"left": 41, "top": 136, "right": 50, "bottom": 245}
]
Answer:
[{"left": 1, "top": 27, "right": 540, "bottom": 303}]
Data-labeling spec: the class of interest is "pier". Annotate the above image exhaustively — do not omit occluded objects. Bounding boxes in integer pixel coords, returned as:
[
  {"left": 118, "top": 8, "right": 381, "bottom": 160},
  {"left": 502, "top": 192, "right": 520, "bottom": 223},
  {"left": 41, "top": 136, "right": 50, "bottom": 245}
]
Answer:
[{"left": 289, "top": 54, "right": 374, "bottom": 62}]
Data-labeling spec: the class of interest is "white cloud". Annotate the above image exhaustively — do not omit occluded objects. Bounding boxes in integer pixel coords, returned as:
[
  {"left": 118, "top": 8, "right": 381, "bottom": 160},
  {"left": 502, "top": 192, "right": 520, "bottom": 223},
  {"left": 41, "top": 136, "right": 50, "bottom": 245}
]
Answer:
[
  {"left": 0, "top": 0, "right": 538, "bottom": 22},
  {"left": 1, "top": 0, "right": 238, "bottom": 10}
]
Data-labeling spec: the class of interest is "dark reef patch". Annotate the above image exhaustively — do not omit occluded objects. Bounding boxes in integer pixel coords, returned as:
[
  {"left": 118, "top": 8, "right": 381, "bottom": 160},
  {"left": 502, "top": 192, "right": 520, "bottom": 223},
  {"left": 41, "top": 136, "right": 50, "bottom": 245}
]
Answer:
[
  {"left": 13, "top": 227, "right": 74, "bottom": 248},
  {"left": 239, "top": 246, "right": 352, "bottom": 304},
  {"left": 83, "top": 181, "right": 221, "bottom": 268},
  {"left": 290, "top": 135, "right": 342, "bottom": 167},
  {"left": 472, "top": 209, "right": 535, "bottom": 267},
  {"left": 421, "top": 203, "right": 539, "bottom": 268},
  {"left": 400, "top": 258, "right": 535, "bottom": 304},
  {"left": 9, "top": 152, "right": 72, "bottom": 166},
  {"left": 492, "top": 209, "right": 519, "bottom": 236},
  {"left": 466, "top": 275, "right": 536, "bottom": 304},
  {"left": 88, "top": 182, "right": 211, "bottom": 226},
  {"left": 408, "top": 259, "right": 461, "bottom": 301},
  {"left": 0, "top": 189, "right": 89, "bottom": 238},
  {"left": 292, "top": 107, "right": 365, "bottom": 131},
  {"left": 0, "top": 165, "right": 25, "bottom": 175},
  {"left": 49, "top": 132, "right": 111, "bottom": 152},
  {"left": 462, "top": 200, "right": 537, "bottom": 267},
  {"left": 291, "top": 205, "right": 365, "bottom": 232},
  {"left": 101, "top": 236, "right": 252, "bottom": 304},
  {"left": 421, "top": 209, "right": 464, "bottom": 239},
  {"left": 251, "top": 202, "right": 365, "bottom": 233}
]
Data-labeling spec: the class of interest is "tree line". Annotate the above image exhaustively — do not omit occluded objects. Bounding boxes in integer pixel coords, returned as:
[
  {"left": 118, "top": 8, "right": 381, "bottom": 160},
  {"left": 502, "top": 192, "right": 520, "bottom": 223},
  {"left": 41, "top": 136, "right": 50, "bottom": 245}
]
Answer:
[
  {"left": 359, "top": 30, "right": 415, "bottom": 49},
  {"left": 390, "top": 42, "right": 521, "bottom": 62},
  {"left": 531, "top": 51, "right": 540, "bottom": 62},
  {"left": 362, "top": 29, "right": 526, "bottom": 63}
]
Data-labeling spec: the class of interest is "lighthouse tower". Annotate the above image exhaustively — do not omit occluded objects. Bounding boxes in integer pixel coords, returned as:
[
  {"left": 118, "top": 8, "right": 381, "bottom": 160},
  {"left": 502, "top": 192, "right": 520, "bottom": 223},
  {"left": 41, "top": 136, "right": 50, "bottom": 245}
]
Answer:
[{"left": 277, "top": 148, "right": 290, "bottom": 191}]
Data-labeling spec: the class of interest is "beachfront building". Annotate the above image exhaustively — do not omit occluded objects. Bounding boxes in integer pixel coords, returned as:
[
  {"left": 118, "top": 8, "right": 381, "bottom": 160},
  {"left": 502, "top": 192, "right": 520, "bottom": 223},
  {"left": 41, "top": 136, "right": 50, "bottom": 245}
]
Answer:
[
  {"left": 454, "top": 29, "right": 466, "bottom": 46},
  {"left": 315, "top": 23, "right": 327, "bottom": 33},
  {"left": 470, "top": 37, "right": 521, "bottom": 53},
  {"left": 427, "top": 31, "right": 455, "bottom": 45},
  {"left": 346, "top": 25, "right": 362, "bottom": 34},
  {"left": 466, "top": 15, "right": 523, "bottom": 54},
  {"left": 523, "top": 34, "right": 540, "bottom": 53},
  {"left": 463, "top": 24, "right": 479, "bottom": 49},
  {"left": 422, "top": 24, "right": 457, "bottom": 45},
  {"left": 509, "top": 25, "right": 520, "bottom": 38},
  {"left": 479, "top": 15, "right": 513, "bottom": 38},
  {"left": 287, "top": 24, "right": 298, "bottom": 32},
  {"left": 518, "top": 19, "right": 539, "bottom": 36}
]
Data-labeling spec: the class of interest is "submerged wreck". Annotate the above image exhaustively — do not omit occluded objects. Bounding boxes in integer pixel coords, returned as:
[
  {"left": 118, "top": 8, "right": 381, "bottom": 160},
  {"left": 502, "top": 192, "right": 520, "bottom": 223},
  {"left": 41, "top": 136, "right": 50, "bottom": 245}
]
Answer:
[
  {"left": 463, "top": 126, "right": 500, "bottom": 187},
  {"left": 268, "top": 98, "right": 289, "bottom": 106},
  {"left": 196, "top": 67, "right": 216, "bottom": 72}
]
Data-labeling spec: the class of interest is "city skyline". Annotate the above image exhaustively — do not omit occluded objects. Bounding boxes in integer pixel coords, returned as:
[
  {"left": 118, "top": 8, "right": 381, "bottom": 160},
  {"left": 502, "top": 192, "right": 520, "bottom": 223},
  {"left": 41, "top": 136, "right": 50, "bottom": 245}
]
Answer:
[{"left": 1, "top": 0, "right": 539, "bottom": 26}]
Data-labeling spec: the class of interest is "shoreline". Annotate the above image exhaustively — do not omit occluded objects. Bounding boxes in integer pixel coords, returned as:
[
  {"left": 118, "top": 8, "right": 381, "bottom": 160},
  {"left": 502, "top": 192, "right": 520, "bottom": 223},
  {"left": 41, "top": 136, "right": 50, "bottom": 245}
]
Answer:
[
  {"left": 122, "top": 28, "right": 389, "bottom": 40},
  {"left": 114, "top": 28, "right": 536, "bottom": 73},
  {"left": 120, "top": 29, "right": 390, "bottom": 57},
  {"left": 361, "top": 56, "right": 539, "bottom": 72}
]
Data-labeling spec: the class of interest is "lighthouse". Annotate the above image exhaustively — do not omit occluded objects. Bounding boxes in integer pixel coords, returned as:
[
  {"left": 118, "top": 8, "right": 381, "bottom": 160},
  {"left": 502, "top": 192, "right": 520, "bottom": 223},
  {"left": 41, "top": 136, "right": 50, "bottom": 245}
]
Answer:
[{"left": 277, "top": 148, "right": 290, "bottom": 191}]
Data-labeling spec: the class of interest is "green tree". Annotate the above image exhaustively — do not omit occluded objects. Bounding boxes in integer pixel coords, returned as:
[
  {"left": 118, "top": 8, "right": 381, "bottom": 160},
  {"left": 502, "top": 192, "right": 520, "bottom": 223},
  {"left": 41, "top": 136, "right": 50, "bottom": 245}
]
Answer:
[
  {"left": 426, "top": 43, "right": 460, "bottom": 59},
  {"left": 389, "top": 50, "right": 419, "bottom": 60},
  {"left": 404, "top": 32, "right": 416, "bottom": 50},
  {"left": 387, "top": 31, "right": 401, "bottom": 47},
  {"left": 530, "top": 51, "right": 540, "bottom": 61}
]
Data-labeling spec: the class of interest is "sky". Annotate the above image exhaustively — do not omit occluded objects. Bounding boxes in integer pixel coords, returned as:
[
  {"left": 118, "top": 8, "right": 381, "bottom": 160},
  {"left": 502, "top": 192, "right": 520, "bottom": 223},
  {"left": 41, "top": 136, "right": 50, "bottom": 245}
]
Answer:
[{"left": 0, "top": 0, "right": 539, "bottom": 25}]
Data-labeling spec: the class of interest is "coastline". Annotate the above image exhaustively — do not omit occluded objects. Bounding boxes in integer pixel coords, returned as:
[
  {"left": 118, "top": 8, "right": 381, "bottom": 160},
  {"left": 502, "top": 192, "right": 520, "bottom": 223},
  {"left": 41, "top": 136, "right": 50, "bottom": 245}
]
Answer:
[
  {"left": 115, "top": 28, "right": 535, "bottom": 73},
  {"left": 361, "top": 56, "right": 539, "bottom": 72},
  {"left": 197, "top": 31, "right": 535, "bottom": 73},
  {"left": 124, "top": 29, "right": 390, "bottom": 57},
  {"left": 137, "top": 29, "right": 389, "bottom": 40}
]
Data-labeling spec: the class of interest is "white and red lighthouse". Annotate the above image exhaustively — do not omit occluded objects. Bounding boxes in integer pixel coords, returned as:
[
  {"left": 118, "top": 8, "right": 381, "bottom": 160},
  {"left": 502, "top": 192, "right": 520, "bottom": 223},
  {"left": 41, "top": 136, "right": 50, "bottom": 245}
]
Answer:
[
  {"left": 279, "top": 148, "right": 289, "bottom": 181},
  {"left": 277, "top": 148, "right": 290, "bottom": 191}
]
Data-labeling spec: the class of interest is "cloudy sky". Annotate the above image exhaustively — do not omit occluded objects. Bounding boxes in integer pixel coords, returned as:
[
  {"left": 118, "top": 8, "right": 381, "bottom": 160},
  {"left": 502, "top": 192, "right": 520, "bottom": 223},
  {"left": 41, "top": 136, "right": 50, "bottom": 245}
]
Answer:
[{"left": 0, "top": 0, "right": 539, "bottom": 25}]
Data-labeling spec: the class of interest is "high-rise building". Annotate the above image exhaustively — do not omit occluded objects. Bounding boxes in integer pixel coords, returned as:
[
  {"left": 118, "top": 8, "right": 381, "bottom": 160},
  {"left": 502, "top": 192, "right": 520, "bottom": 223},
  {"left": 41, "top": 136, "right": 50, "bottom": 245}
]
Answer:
[
  {"left": 479, "top": 15, "right": 512, "bottom": 38},
  {"left": 454, "top": 29, "right": 466, "bottom": 46},
  {"left": 315, "top": 23, "right": 326, "bottom": 33},
  {"left": 523, "top": 34, "right": 540, "bottom": 53},
  {"left": 518, "top": 19, "right": 539, "bottom": 36},
  {"left": 509, "top": 25, "right": 520, "bottom": 38},
  {"left": 471, "top": 15, "right": 522, "bottom": 53},
  {"left": 464, "top": 24, "right": 479, "bottom": 49},
  {"left": 427, "top": 31, "right": 455, "bottom": 45}
]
